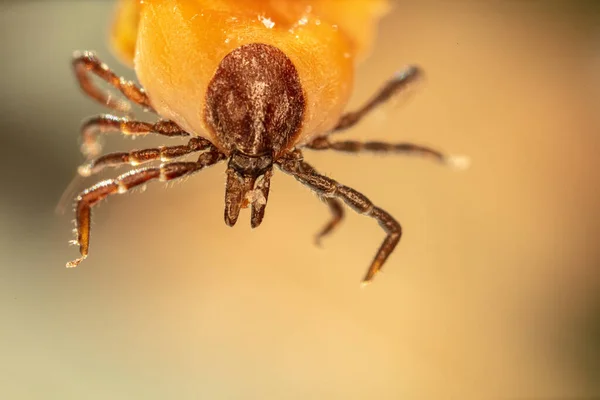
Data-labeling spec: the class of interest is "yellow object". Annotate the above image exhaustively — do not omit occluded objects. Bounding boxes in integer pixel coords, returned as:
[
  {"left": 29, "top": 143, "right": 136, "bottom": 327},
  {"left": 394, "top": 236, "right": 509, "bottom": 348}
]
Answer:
[{"left": 110, "top": 0, "right": 390, "bottom": 147}]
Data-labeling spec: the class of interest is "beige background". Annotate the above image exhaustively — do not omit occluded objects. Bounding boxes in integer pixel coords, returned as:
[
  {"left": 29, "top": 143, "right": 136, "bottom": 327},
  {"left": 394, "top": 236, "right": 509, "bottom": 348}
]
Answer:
[{"left": 1, "top": 1, "right": 599, "bottom": 399}]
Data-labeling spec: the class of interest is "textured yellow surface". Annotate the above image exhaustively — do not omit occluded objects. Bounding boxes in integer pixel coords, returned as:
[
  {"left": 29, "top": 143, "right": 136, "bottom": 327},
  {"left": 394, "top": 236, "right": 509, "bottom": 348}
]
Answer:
[
  {"left": 110, "top": 0, "right": 140, "bottom": 65},
  {"left": 111, "top": 0, "right": 389, "bottom": 149},
  {"left": 111, "top": 0, "right": 388, "bottom": 64}
]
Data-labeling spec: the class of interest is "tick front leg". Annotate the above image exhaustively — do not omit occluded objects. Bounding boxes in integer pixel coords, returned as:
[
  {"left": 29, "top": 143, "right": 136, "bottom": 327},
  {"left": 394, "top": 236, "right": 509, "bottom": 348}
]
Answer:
[
  {"left": 73, "top": 51, "right": 154, "bottom": 114},
  {"left": 278, "top": 156, "right": 401, "bottom": 283},
  {"left": 80, "top": 115, "right": 190, "bottom": 158},
  {"left": 67, "top": 151, "right": 225, "bottom": 268},
  {"left": 78, "top": 137, "right": 213, "bottom": 176},
  {"left": 332, "top": 66, "right": 422, "bottom": 133}
]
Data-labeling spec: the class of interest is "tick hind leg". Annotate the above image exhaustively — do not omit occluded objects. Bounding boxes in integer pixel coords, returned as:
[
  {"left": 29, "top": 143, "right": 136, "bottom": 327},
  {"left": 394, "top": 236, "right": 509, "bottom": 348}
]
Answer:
[
  {"left": 315, "top": 198, "right": 344, "bottom": 247},
  {"left": 73, "top": 51, "right": 154, "bottom": 114},
  {"left": 332, "top": 65, "right": 422, "bottom": 133},
  {"left": 67, "top": 151, "right": 225, "bottom": 268},
  {"left": 277, "top": 153, "right": 401, "bottom": 283},
  {"left": 294, "top": 160, "right": 345, "bottom": 246}
]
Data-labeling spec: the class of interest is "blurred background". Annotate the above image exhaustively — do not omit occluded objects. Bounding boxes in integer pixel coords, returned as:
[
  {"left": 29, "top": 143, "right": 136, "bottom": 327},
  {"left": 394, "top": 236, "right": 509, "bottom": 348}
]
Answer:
[{"left": 1, "top": 1, "right": 600, "bottom": 398}]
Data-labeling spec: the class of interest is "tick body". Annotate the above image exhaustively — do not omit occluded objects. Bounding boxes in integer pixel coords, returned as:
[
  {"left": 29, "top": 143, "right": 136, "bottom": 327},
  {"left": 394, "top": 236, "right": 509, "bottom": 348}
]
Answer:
[{"left": 66, "top": 0, "right": 466, "bottom": 283}]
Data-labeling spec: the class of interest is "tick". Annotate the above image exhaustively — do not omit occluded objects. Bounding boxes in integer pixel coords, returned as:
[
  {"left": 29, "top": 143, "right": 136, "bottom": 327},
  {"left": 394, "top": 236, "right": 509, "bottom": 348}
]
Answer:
[{"left": 65, "top": 0, "right": 467, "bottom": 283}]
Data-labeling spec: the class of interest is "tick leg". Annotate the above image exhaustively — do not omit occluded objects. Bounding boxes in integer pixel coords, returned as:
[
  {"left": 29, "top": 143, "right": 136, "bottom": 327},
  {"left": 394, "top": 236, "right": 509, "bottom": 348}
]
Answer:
[
  {"left": 315, "top": 198, "right": 344, "bottom": 247},
  {"left": 305, "top": 136, "right": 470, "bottom": 168},
  {"left": 67, "top": 150, "right": 225, "bottom": 268},
  {"left": 80, "top": 114, "right": 190, "bottom": 158},
  {"left": 78, "top": 137, "right": 213, "bottom": 176},
  {"left": 57, "top": 120, "right": 195, "bottom": 216},
  {"left": 277, "top": 155, "right": 401, "bottom": 283},
  {"left": 294, "top": 160, "right": 345, "bottom": 245},
  {"left": 73, "top": 51, "right": 154, "bottom": 114},
  {"left": 332, "top": 65, "right": 422, "bottom": 133}
]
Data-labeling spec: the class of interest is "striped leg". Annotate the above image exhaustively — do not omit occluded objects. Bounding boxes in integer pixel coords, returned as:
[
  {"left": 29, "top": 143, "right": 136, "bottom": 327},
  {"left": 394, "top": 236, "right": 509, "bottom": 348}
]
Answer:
[
  {"left": 306, "top": 136, "right": 469, "bottom": 168},
  {"left": 294, "top": 159, "right": 345, "bottom": 245},
  {"left": 315, "top": 198, "right": 344, "bottom": 247},
  {"left": 78, "top": 137, "right": 213, "bottom": 176},
  {"left": 67, "top": 150, "right": 225, "bottom": 268},
  {"left": 56, "top": 117, "right": 195, "bottom": 214},
  {"left": 79, "top": 115, "right": 190, "bottom": 158},
  {"left": 73, "top": 51, "right": 154, "bottom": 114},
  {"left": 332, "top": 66, "right": 422, "bottom": 133},
  {"left": 277, "top": 154, "right": 401, "bottom": 283}
]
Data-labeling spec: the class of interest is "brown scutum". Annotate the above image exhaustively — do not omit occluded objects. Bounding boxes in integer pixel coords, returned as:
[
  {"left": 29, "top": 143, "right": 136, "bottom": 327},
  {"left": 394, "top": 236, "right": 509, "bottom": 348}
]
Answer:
[{"left": 204, "top": 43, "right": 305, "bottom": 157}]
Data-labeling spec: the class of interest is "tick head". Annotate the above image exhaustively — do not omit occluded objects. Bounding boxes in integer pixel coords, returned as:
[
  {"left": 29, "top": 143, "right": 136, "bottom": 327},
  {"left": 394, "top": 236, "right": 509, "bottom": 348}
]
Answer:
[
  {"left": 224, "top": 151, "right": 273, "bottom": 229},
  {"left": 204, "top": 43, "right": 305, "bottom": 229}
]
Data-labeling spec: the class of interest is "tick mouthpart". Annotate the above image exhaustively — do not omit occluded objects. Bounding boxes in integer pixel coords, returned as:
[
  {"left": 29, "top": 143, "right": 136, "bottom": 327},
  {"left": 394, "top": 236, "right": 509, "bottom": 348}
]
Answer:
[
  {"left": 228, "top": 152, "right": 273, "bottom": 178},
  {"left": 224, "top": 152, "right": 273, "bottom": 228}
]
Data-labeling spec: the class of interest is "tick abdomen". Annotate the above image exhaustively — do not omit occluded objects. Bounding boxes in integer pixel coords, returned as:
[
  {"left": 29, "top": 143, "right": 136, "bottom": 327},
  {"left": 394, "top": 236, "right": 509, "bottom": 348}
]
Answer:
[
  {"left": 204, "top": 43, "right": 305, "bottom": 157},
  {"left": 132, "top": 0, "right": 359, "bottom": 151}
]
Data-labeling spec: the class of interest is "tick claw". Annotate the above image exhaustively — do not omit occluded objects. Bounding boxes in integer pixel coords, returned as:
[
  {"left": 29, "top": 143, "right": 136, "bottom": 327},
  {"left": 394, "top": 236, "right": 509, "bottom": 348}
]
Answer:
[
  {"left": 360, "top": 280, "right": 372, "bottom": 289},
  {"left": 447, "top": 154, "right": 471, "bottom": 171},
  {"left": 314, "top": 236, "right": 324, "bottom": 248},
  {"left": 66, "top": 255, "right": 86, "bottom": 268}
]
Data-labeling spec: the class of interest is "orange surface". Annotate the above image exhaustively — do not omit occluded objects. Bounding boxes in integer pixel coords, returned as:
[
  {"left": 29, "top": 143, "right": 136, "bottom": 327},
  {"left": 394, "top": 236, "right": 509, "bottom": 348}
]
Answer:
[
  {"left": 110, "top": 0, "right": 140, "bottom": 66},
  {"left": 110, "top": 0, "right": 389, "bottom": 151}
]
